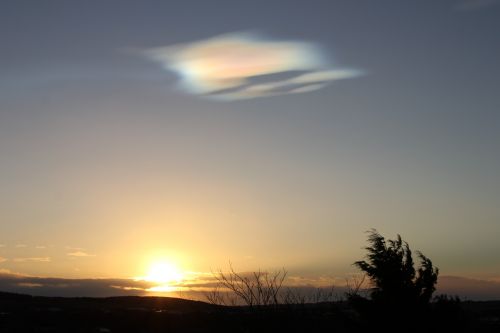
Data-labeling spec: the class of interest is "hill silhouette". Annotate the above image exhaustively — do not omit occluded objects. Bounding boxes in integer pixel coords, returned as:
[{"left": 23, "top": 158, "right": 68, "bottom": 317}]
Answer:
[{"left": 1, "top": 290, "right": 500, "bottom": 332}]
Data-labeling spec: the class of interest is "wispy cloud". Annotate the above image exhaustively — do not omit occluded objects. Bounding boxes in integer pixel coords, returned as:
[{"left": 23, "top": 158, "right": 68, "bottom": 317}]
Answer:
[
  {"left": 0, "top": 270, "right": 499, "bottom": 300},
  {"left": 0, "top": 257, "right": 7, "bottom": 263},
  {"left": 12, "top": 257, "right": 51, "bottom": 263},
  {"left": 454, "top": 0, "right": 500, "bottom": 11},
  {"left": 0, "top": 271, "right": 154, "bottom": 297},
  {"left": 0, "top": 268, "right": 15, "bottom": 275},
  {"left": 67, "top": 251, "right": 96, "bottom": 257},
  {"left": 17, "top": 282, "right": 43, "bottom": 288},
  {"left": 146, "top": 32, "right": 362, "bottom": 100},
  {"left": 15, "top": 244, "right": 27, "bottom": 248},
  {"left": 0, "top": 244, "right": 6, "bottom": 248}
]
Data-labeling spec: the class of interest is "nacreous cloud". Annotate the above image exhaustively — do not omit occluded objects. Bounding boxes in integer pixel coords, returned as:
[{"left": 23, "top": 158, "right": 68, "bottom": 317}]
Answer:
[{"left": 146, "top": 32, "right": 363, "bottom": 100}]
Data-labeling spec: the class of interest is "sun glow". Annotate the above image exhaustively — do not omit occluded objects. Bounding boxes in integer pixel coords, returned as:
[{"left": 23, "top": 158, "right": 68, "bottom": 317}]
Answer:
[{"left": 139, "top": 261, "right": 184, "bottom": 292}]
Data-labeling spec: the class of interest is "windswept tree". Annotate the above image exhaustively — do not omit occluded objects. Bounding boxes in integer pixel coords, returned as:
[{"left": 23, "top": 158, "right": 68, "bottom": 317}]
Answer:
[{"left": 354, "top": 229, "right": 439, "bottom": 307}]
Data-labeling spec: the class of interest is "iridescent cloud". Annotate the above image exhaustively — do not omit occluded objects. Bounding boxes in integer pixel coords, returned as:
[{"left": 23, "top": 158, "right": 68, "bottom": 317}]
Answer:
[{"left": 146, "top": 32, "right": 363, "bottom": 100}]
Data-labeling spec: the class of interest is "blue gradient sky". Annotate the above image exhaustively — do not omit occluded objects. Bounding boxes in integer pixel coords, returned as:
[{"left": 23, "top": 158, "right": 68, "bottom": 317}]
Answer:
[{"left": 0, "top": 0, "right": 499, "bottom": 297}]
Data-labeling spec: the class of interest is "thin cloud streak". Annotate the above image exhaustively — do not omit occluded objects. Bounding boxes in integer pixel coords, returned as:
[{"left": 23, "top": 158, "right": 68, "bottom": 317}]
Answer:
[
  {"left": 146, "top": 32, "right": 362, "bottom": 100},
  {"left": 0, "top": 271, "right": 498, "bottom": 300},
  {"left": 12, "top": 257, "right": 51, "bottom": 263},
  {"left": 67, "top": 251, "right": 96, "bottom": 257},
  {"left": 0, "top": 271, "right": 153, "bottom": 297}
]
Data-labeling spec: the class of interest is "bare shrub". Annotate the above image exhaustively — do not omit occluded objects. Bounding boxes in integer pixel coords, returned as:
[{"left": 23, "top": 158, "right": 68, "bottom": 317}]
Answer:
[
  {"left": 205, "top": 263, "right": 287, "bottom": 308},
  {"left": 345, "top": 274, "right": 367, "bottom": 299}
]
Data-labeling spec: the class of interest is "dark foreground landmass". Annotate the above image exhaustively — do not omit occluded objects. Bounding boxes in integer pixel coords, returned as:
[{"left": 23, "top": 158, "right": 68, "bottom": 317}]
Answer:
[{"left": 1, "top": 291, "right": 499, "bottom": 333}]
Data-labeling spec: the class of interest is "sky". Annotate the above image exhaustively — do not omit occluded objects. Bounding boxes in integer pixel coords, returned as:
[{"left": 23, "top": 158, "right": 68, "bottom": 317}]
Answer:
[{"left": 0, "top": 0, "right": 500, "bottom": 299}]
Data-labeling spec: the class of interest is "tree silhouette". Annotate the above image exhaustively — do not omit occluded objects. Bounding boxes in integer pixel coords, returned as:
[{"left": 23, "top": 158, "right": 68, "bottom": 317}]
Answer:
[{"left": 354, "top": 229, "right": 439, "bottom": 308}]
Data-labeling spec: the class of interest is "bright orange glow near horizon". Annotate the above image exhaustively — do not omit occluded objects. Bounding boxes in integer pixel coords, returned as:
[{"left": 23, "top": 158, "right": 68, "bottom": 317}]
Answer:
[{"left": 136, "top": 260, "right": 185, "bottom": 293}]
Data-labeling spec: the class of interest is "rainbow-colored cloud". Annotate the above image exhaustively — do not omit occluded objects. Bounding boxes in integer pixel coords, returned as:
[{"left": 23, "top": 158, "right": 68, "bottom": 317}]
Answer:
[{"left": 146, "top": 32, "right": 362, "bottom": 100}]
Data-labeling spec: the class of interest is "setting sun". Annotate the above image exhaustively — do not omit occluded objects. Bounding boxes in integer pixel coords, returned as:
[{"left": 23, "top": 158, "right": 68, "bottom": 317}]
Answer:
[
  {"left": 139, "top": 261, "right": 184, "bottom": 292},
  {"left": 146, "top": 261, "right": 184, "bottom": 284}
]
